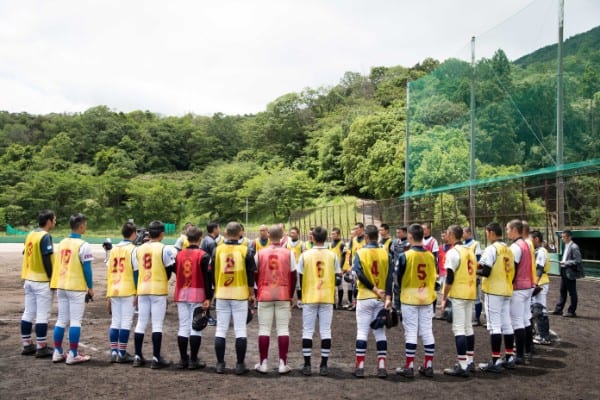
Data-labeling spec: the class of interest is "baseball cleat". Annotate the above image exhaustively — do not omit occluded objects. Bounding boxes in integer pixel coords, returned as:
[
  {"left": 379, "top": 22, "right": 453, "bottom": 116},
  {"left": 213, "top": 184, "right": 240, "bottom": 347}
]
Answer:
[
  {"left": 353, "top": 367, "right": 365, "bottom": 378},
  {"left": 215, "top": 361, "right": 226, "bottom": 374},
  {"left": 21, "top": 344, "right": 36, "bottom": 356},
  {"left": 479, "top": 360, "right": 503, "bottom": 373},
  {"left": 188, "top": 359, "right": 206, "bottom": 369},
  {"left": 377, "top": 368, "right": 388, "bottom": 379},
  {"left": 110, "top": 351, "right": 119, "bottom": 363},
  {"left": 302, "top": 364, "right": 312, "bottom": 376},
  {"left": 418, "top": 366, "right": 434, "bottom": 378},
  {"left": 116, "top": 353, "right": 134, "bottom": 363},
  {"left": 235, "top": 362, "right": 249, "bottom": 375},
  {"left": 254, "top": 361, "right": 268, "bottom": 374},
  {"left": 502, "top": 355, "right": 516, "bottom": 369},
  {"left": 52, "top": 349, "right": 67, "bottom": 363},
  {"left": 132, "top": 355, "right": 146, "bottom": 367},
  {"left": 395, "top": 367, "right": 414, "bottom": 378},
  {"left": 319, "top": 366, "right": 329, "bottom": 376},
  {"left": 443, "top": 364, "right": 469, "bottom": 377},
  {"left": 278, "top": 363, "right": 292, "bottom": 375},
  {"left": 151, "top": 357, "right": 171, "bottom": 369},
  {"left": 66, "top": 352, "right": 91, "bottom": 365},
  {"left": 35, "top": 346, "right": 54, "bottom": 358}
]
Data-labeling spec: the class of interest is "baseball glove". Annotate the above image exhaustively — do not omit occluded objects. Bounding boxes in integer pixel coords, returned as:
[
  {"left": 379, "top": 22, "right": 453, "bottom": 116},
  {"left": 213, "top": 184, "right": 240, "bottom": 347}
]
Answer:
[
  {"left": 247, "top": 306, "right": 255, "bottom": 324},
  {"left": 192, "top": 308, "right": 208, "bottom": 331},
  {"left": 371, "top": 308, "right": 398, "bottom": 330}
]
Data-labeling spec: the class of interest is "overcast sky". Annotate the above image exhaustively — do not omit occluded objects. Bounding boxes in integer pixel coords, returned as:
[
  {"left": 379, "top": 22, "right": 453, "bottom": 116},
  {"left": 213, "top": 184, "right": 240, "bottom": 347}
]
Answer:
[{"left": 0, "top": 0, "right": 598, "bottom": 116}]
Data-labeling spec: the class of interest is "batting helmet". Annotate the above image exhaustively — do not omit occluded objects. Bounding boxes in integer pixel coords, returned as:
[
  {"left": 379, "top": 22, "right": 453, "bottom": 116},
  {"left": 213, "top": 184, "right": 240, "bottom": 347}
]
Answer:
[
  {"left": 192, "top": 308, "right": 208, "bottom": 331},
  {"left": 247, "top": 306, "right": 255, "bottom": 324}
]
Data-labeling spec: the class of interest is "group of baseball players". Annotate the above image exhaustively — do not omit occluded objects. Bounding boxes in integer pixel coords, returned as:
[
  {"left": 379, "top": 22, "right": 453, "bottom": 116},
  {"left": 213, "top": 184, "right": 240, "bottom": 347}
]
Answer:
[{"left": 20, "top": 210, "right": 554, "bottom": 378}]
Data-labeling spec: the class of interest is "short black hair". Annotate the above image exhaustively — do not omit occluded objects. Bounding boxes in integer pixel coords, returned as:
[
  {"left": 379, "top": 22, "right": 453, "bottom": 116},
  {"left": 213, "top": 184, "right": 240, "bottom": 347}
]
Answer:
[
  {"left": 122, "top": 221, "right": 137, "bottom": 238},
  {"left": 312, "top": 226, "right": 327, "bottom": 243},
  {"left": 148, "top": 220, "right": 165, "bottom": 239},
  {"left": 69, "top": 213, "right": 87, "bottom": 230},
  {"left": 507, "top": 219, "right": 523, "bottom": 235},
  {"left": 187, "top": 226, "right": 203, "bottom": 242},
  {"left": 447, "top": 224, "right": 463, "bottom": 241},
  {"left": 485, "top": 222, "right": 502, "bottom": 237},
  {"left": 531, "top": 230, "right": 543, "bottom": 241},
  {"left": 380, "top": 223, "right": 389, "bottom": 231},
  {"left": 38, "top": 210, "right": 55, "bottom": 227},
  {"left": 408, "top": 223, "right": 424, "bottom": 242},
  {"left": 207, "top": 221, "right": 220, "bottom": 234},
  {"left": 562, "top": 229, "right": 572, "bottom": 238},
  {"left": 365, "top": 225, "right": 378, "bottom": 241}
]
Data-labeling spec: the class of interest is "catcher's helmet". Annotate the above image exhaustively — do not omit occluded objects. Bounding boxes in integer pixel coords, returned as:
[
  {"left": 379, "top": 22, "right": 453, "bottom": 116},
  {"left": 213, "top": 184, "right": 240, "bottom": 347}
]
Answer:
[
  {"left": 247, "top": 306, "right": 255, "bottom": 324},
  {"left": 192, "top": 308, "right": 208, "bottom": 331}
]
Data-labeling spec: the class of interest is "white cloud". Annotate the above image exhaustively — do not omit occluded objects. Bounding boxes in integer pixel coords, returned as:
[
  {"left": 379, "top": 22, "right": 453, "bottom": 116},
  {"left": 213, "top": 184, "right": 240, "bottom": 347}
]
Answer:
[{"left": 0, "top": 0, "right": 598, "bottom": 116}]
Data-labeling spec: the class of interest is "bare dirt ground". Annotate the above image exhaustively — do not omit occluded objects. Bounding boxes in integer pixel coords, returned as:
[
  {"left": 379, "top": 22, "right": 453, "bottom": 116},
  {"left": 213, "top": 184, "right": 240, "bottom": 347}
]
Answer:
[{"left": 1, "top": 243, "right": 599, "bottom": 400}]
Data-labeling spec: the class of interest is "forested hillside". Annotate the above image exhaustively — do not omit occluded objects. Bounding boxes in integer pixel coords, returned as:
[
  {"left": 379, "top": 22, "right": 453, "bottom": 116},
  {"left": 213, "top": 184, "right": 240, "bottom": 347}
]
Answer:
[{"left": 1, "top": 26, "right": 598, "bottom": 229}]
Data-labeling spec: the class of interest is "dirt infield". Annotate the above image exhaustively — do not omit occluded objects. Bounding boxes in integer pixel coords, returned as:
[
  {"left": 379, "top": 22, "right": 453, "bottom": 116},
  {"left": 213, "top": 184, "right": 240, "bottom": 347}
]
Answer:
[{"left": 1, "top": 244, "right": 599, "bottom": 400}]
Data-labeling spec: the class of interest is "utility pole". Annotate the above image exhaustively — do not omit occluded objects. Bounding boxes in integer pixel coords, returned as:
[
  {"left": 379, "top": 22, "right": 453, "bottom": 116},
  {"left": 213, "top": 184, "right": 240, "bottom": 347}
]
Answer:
[
  {"left": 469, "top": 36, "right": 477, "bottom": 233},
  {"left": 404, "top": 82, "right": 410, "bottom": 225},
  {"left": 556, "top": 0, "right": 565, "bottom": 230}
]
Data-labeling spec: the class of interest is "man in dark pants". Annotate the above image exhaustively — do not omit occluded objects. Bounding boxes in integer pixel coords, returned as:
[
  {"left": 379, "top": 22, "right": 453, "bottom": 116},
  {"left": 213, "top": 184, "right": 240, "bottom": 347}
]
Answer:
[{"left": 553, "top": 230, "right": 583, "bottom": 318}]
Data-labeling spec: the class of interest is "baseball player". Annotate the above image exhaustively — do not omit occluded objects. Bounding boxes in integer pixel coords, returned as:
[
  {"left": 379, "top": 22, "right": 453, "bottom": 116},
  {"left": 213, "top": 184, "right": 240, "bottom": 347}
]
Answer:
[
  {"left": 174, "top": 226, "right": 212, "bottom": 369},
  {"left": 328, "top": 228, "right": 346, "bottom": 309},
  {"left": 286, "top": 227, "right": 305, "bottom": 309},
  {"left": 506, "top": 219, "right": 535, "bottom": 366},
  {"left": 213, "top": 221, "right": 257, "bottom": 375},
  {"left": 352, "top": 224, "right": 393, "bottom": 379},
  {"left": 106, "top": 221, "right": 138, "bottom": 363},
  {"left": 434, "top": 230, "right": 451, "bottom": 319},
  {"left": 20, "top": 209, "right": 57, "bottom": 358},
  {"left": 531, "top": 230, "right": 552, "bottom": 345},
  {"left": 441, "top": 225, "right": 477, "bottom": 377},
  {"left": 347, "top": 223, "right": 366, "bottom": 311},
  {"left": 476, "top": 222, "right": 515, "bottom": 373},
  {"left": 391, "top": 226, "right": 409, "bottom": 311},
  {"left": 297, "top": 226, "right": 341, "bottom": 376},
  {"left": 463, "top": 227, "right": 483, "bottom": 326},
  {"left": 395, "top": 224, "right": 437, "bottom": 378},
  {"left": 254, "top": 225, "right": 297, "bottom": 374},
  {"left": 174, "top": 222, "right": 194, "bottom": 252},
  {"left": 421, "top": 223, "right": 439, "bottom": 265},
  {"left": 132, "top": 220, "right": 176, "bottom": 369},
  {"left": 50, "top": 213, "right": 94, "bottom": 365}
]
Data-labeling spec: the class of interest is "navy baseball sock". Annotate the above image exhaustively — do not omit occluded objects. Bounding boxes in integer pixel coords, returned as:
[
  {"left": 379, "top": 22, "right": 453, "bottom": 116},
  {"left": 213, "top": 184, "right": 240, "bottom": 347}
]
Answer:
[
  {"left": 320, "top": 339, "right": 331, "bottom": 367},
  {"left": 514, "top": 328, "right": 525, "bottom": 357},
  {"left": 134, "top": 332, "right": 144, "bottom": 357},
  {"left": 190, "top": 336, "right": 201, "bottom": 361},
  {"left": 177, "top": 336, "right": 189, "bottom": 362},
  {"left": 215, "top": 337, "right": 226, "bottom": 363},
  {"left": 21, "top": 320, "right": 33, "bottom": 344},
  {"left": 235, "top": 337, "right": 247, "bottom": 364},
  {"left": 491, "top": 334, "right": 502, "bottom": 361},
  {"left": 302, "top": 338, "right": 312, "bottom": 366},
  {"left": 524, "top": 325, "right": 533, "bottom": 354},
  {"left": 151, "top": 332, "right": 162, "bottom": 360}
]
